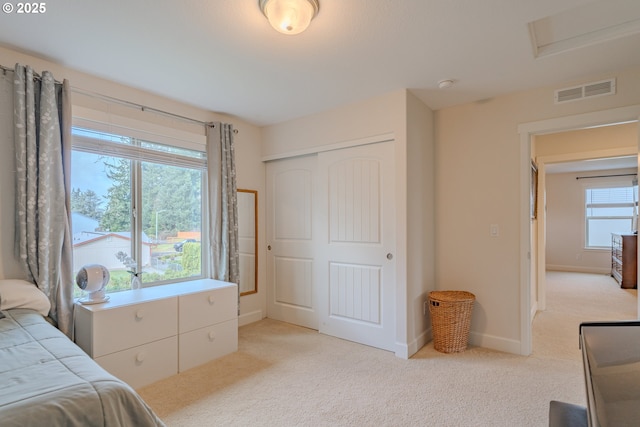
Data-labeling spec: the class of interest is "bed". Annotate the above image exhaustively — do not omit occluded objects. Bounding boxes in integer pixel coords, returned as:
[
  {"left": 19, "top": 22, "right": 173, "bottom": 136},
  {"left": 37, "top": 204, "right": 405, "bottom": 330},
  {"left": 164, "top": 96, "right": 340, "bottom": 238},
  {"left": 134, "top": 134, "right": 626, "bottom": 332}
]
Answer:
[{"left": 0, "top": 280, "right": 165, "bottom": 427}]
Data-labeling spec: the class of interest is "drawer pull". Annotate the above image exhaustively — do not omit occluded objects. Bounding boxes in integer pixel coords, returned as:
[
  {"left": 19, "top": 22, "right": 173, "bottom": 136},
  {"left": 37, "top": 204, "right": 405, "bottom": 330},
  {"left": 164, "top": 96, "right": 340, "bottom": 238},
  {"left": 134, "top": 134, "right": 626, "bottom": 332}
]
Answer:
[
  {"left": 135, "top": 310, "right": 144, "bottom": 321},
  {"left": 135, "top": 352, "right": 146, "bottom": 363},
  {"left": 208, "top": 295, "right": 216, "bottom": 305},
  {"left": 208, "top": 331, "right": 216, "bottom": 342}
]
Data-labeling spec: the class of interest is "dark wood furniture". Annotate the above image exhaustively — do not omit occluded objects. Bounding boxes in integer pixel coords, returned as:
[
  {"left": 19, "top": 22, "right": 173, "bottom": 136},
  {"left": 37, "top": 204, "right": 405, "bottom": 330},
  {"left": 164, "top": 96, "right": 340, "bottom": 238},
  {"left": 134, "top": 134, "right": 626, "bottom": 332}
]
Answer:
[{"left": 610, "top": 233, "right": 637, "bottom": 289}]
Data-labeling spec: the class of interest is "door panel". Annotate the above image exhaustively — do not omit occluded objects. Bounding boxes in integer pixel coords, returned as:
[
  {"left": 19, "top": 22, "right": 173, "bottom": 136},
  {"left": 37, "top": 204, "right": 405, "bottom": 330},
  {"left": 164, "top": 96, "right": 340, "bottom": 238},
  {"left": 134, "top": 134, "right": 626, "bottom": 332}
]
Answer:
[
  {"left": 329, "top": 262, "right": 381, "bottom": 324},
  {"left": 328, "top": 157, "right": 380, "bottom": 243},
  {"left": 317, "top": 141, "right": 396, "bottom": 351},
  {"left": 266, "top": 155, "right": 318, "bottom": 329},
  {"left": 274, "top": 256, "right": 313, "bottom": 308}
]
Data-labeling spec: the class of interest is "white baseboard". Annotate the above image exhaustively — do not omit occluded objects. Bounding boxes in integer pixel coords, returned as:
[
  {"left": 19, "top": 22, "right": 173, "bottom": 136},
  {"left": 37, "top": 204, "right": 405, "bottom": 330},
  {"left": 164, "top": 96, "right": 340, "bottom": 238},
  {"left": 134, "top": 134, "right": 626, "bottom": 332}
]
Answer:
[
  {"left": 468, "top": 331, "right": 521, "bottom": 354},
  {"left": 239, "top": 310, "right": 263, "bottom": 327},
  {"left": 546, "top": 265, "right": 610, "bottom": 275},
  {"left": 399, "top": 329, "right": 431, "bottom": 359},
  {"left": 410, "top": 329, "right": 520, "bottom": 355},
  {"left": 530, "top": 301, "right": 538, "bottom": 321}
]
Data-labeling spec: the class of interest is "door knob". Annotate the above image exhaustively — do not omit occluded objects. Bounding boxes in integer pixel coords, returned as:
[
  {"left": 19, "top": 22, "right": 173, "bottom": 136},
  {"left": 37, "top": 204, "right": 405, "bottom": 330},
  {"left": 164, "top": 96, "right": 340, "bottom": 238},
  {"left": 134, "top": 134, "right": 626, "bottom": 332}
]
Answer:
[
  {"left": 387, "top": 253, "right": 393, "bottom": 260},
  {"left": 268, "top": 245, "right": 271, "bottom": 250}
]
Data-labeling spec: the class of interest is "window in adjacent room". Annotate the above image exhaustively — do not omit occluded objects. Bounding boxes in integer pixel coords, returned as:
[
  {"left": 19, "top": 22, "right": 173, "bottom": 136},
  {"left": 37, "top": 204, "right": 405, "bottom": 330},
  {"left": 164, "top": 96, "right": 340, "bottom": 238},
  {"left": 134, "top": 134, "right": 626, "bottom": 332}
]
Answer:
[
  {"left": 585, "top": 183, "right": 637, "bottom": 248},
  {"left": 71, "top": 127, "right": 207, "bottom": 294}
]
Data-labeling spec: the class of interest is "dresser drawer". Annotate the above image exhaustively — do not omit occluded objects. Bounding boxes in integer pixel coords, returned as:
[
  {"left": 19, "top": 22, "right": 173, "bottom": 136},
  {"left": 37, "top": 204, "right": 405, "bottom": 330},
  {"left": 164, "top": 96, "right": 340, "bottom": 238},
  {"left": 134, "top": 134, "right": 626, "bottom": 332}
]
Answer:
[
  {"left": 92, "top": 297, "right": 178, "bottom": 357},
  {"left": 96, "top": 336, "right": 177, "bottom": 389},
  {"left": 178, "top": 318, "right": 238, "bottom": 372},
  {"left": 179, "top": 286, "right": 237, "bottom": 333}
]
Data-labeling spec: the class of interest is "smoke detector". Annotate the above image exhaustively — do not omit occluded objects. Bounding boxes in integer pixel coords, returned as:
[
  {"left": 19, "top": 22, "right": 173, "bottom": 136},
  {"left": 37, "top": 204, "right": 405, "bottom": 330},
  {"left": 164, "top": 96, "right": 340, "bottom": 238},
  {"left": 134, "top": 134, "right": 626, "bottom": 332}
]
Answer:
[{"left": 438, "top": 79, "right": 454, "bottom": 89}]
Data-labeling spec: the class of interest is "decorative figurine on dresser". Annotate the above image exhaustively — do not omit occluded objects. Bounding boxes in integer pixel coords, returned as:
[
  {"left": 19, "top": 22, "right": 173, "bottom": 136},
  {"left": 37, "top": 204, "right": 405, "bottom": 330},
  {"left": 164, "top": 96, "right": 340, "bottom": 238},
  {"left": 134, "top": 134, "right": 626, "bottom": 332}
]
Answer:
[{"left": 611, "top": 233, "right": 637, "bottom": 289}]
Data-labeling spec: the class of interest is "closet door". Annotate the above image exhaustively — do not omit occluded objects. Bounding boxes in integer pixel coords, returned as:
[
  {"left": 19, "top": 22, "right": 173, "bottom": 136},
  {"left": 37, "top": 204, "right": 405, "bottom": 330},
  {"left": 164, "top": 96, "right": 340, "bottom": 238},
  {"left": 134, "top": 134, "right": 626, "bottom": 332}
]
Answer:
[
  {"left": 316, "top": 141, "right": 396, "bottom": 351},
  {"left": 266, "top": 154, "right": 318, "bottom": 329}
]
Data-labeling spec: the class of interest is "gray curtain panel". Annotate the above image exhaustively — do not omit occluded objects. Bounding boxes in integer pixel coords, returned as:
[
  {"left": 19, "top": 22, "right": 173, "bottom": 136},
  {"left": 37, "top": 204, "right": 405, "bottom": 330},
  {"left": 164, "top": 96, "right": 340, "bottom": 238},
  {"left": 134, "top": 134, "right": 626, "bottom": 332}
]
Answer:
[
  {"left": 13, "top": 64, "right": 74, "bottom": 338},
  {"left": 206, "top": 122, "right": 239, "bottom": 286}
]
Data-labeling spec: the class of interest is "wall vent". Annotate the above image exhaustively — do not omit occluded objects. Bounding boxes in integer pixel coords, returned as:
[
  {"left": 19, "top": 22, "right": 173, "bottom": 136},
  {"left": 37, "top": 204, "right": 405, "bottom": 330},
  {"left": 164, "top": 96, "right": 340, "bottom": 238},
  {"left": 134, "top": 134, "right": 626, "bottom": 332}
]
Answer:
[{"left": 554, "top": 78, "right": 616, "bottom": 104}]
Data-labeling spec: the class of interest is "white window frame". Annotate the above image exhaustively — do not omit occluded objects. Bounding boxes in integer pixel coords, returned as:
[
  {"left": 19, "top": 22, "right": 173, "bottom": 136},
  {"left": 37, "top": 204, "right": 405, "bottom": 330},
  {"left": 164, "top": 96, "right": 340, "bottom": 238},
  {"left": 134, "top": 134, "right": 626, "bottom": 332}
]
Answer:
[
  {"left": 584, "top": 181, "right": 637, "bottom": 249},
  {"left": 70, "top": 121, "right": 210, "bottom": 288}
]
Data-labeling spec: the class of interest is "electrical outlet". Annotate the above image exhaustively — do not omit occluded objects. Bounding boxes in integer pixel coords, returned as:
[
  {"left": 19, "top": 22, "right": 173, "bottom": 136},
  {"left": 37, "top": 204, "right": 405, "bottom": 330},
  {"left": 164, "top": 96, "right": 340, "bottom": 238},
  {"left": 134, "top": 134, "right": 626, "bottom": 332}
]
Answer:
[{"left": 423, "top": 300, "right": 428, "bottom": 315}]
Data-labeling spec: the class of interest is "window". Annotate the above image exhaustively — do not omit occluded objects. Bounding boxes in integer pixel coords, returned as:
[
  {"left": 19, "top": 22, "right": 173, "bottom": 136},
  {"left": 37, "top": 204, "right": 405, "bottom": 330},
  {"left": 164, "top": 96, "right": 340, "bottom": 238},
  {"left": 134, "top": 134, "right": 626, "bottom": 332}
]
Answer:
[
  {"left": 585, "top": 184, "right": 637, "bottom": 248},
  {"left": 71, "top": 127, "right": 207, "bottom": 294}
]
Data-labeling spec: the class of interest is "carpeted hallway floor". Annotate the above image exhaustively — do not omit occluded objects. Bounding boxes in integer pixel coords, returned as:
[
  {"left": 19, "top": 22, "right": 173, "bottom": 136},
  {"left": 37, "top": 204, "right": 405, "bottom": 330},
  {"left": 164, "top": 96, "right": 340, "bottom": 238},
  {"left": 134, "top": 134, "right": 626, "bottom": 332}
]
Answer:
[{"left": 138, "top": 272, "right": 637, "bottom": 426}]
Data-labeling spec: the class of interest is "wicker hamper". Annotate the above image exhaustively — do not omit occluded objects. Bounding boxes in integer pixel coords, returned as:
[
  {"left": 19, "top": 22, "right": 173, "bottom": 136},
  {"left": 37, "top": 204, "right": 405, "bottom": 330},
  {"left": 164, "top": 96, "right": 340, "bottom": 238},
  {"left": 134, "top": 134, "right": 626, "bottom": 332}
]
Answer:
[{"left": 428, "top": 290, "right": 475, "bottom": 353}]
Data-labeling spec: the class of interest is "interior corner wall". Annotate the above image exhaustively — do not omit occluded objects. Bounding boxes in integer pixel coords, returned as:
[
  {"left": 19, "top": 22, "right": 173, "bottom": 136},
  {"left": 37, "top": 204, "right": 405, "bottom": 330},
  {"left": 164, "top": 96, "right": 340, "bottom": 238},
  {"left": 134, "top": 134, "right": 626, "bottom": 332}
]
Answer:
[
  {"left": 234, "top": 122, "right": 267, "bottom": 326},
  {"left": 405, "top": 91, "right": 435, "bottom": 353},
  {"left": 435, "top": 65, "right": 640, "bottom": 354}
]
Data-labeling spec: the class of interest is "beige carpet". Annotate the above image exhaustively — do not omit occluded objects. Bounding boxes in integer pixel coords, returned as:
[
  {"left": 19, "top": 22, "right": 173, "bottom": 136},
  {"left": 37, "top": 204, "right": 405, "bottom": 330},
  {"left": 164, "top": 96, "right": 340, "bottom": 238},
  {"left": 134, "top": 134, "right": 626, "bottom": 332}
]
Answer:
[{"left": 138, "top": 272, "right": 637, "bottom": 426}]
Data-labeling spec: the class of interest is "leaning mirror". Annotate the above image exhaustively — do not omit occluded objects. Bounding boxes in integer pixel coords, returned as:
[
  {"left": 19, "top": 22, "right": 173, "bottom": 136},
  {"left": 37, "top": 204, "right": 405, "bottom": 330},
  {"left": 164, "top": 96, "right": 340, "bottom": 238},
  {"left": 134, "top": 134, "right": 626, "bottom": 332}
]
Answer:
[{"left": 237, "top": 189, "right": 257, "bottom": 296}]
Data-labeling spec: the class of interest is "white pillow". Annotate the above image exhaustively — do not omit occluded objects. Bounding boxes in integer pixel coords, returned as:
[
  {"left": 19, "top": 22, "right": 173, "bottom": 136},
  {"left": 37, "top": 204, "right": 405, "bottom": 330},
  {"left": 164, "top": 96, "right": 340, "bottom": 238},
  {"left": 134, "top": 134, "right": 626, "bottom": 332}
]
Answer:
[{"left": 0, "top": 279, "right": 51, "bottom": 316}]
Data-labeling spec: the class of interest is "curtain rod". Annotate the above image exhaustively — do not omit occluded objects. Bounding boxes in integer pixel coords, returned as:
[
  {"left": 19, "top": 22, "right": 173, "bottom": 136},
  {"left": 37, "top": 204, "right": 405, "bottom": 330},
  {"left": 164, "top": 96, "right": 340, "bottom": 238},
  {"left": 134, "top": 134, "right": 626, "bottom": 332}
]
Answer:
[
  {"left": 71, "top": 87, "right": 210, "bottom": 127},
  {"left": 1, "top": 63, "right": 237, "bottom": 133},
  {"left": 1, "top": 63, "right": 63, "bottom": 84},
  {"left": 576, "top": 173, "right": 637, "bottom": 180},
  {"left": 72, "top": 87, "right": 238, "bottom": 133}
]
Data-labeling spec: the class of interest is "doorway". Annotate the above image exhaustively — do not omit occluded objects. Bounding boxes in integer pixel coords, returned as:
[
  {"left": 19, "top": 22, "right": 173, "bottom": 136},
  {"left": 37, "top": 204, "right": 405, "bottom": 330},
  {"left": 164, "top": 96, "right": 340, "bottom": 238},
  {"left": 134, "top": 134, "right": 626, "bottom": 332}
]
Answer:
[
  {"left": 533, "top": 134, "right": 638, "bottom": 357},
  {"left": 518, "top": 105, "right": 640, "bottom": 356}
]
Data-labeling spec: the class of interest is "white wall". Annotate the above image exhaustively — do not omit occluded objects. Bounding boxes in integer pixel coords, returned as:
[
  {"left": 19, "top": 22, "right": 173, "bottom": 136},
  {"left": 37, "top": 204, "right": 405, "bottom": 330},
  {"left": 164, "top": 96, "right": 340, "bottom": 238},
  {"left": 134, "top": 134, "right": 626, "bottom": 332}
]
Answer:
[
  {"left": 435, "top": 65, "right": 640, "bottom": 353},
  {"left": 0, "top": 46, "right": 266, "bottom": 324},
  {"left": 536, "top": 122, "right": 637, "bottom": 158},
  {"left": 405, "top": 92, "right": 436, "bottom": 351}
]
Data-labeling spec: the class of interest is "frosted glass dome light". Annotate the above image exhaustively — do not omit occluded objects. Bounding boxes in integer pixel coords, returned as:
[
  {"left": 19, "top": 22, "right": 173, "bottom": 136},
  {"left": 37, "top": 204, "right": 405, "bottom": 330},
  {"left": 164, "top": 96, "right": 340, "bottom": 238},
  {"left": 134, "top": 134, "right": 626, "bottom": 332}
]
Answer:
[{"left": 259, "top": 0, "right": 320, "bottom": 35}]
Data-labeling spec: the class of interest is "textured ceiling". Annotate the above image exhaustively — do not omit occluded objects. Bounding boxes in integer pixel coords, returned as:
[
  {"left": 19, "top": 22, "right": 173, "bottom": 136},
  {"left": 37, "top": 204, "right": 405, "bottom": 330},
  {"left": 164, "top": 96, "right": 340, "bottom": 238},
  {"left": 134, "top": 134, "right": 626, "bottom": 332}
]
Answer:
[{"left": 0, "top": 0, "right": 639, "bottom": 126}]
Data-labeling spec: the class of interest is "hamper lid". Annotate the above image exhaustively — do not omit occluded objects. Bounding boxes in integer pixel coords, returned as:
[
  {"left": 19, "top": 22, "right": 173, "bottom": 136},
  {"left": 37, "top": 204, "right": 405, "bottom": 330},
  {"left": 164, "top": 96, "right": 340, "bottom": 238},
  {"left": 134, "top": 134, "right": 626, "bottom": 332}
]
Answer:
[{"left": 429, "top": 290, "right": 475, "bottom": 302}]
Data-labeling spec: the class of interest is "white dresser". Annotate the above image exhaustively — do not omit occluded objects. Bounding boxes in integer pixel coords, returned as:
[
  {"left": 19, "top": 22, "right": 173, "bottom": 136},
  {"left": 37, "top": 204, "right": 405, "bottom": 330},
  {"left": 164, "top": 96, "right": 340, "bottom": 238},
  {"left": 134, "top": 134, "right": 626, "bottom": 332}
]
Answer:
[{"left": 74, "top": 279, "right": 238, "bottom": 389}]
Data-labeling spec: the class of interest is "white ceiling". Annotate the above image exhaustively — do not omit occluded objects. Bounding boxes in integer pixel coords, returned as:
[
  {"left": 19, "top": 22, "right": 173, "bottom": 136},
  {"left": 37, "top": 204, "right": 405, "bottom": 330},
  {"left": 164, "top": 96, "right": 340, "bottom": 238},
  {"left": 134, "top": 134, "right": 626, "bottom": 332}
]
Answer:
[{"left": 1, "top": 0, "right": 639, "bottom": 126}]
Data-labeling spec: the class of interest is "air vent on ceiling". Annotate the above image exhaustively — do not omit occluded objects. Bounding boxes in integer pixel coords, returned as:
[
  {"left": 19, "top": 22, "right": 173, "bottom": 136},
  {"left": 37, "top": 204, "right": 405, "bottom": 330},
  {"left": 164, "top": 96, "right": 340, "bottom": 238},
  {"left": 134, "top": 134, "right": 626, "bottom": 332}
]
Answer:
[{"left": 554, "top": 78, "right": 616, "bottom": 104}]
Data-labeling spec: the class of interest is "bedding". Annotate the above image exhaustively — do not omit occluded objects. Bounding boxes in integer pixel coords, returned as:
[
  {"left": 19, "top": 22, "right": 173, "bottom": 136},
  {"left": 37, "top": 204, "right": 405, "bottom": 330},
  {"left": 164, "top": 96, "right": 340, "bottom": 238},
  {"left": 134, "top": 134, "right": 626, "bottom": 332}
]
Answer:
[
  {"left": 0, "top": 308, "right": 165, "bottom": 426},
  {"left": 0, "top": 279, "right": 51, "bottom": 316}
]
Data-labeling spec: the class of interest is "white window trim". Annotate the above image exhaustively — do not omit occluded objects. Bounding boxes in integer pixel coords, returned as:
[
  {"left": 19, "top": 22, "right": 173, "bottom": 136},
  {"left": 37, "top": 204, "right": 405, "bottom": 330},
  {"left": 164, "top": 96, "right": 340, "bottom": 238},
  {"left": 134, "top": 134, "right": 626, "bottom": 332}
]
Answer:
[
  {"left": 70, "top": 121, "right": 210, "bottom": 288},
  {"left": 583, "top": 180, "right": 636, "bottom": 249}
]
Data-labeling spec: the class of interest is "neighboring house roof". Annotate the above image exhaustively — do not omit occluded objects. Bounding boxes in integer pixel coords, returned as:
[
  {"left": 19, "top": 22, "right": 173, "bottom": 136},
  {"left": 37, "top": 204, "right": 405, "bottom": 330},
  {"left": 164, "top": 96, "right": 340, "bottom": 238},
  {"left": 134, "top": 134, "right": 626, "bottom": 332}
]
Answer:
[
  {"left": 73, "top": 230, "right": 152, "bottom": 247},
  {"left": 71, "top": 212, "right": 152, "bottom": 247},
  {"left": 71, "top": 212, "right": 99, "bottom": 234}
]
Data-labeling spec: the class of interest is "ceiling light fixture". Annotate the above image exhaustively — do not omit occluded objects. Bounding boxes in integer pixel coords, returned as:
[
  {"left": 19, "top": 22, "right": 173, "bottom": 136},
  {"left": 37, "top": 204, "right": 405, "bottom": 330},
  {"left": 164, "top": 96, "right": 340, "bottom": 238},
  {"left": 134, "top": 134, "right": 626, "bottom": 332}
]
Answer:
[{"left": 259, "top": 0, "right": 319, "bottom": 35}]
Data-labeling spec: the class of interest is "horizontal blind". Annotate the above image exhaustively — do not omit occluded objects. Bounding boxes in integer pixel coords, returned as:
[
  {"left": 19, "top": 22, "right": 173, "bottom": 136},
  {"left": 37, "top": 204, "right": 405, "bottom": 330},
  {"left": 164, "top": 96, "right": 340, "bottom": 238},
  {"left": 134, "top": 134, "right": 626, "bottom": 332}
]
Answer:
[
  {"left": 586, "top": 187, "right": 635, "bottom": 205},
  {"left": 73, "top": 108, "right": 206, "bottom": 152},
  {"left": 72, "top": 127, "right": 206, "bottom": 170}
]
